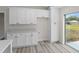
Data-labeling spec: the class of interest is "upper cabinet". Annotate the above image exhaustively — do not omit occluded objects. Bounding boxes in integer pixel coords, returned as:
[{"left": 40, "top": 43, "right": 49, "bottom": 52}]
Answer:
[
  {"left": 9, "top": 7, "right": 49, "bottom": 24},
  {"left": 9, "top": 7, "right": 33, "bottom": 24}
]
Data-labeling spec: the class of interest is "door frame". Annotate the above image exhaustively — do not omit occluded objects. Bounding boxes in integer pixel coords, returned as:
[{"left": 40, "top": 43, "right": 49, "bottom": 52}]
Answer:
[
  {"left": 63, "top": 11, "right": 79, "bottom": 44},
  {"left": 0, "top": 11, "right": 6, "bottom": 36},
  {"left": 64, "top": 14, "right": 67, "bottom": 44}
]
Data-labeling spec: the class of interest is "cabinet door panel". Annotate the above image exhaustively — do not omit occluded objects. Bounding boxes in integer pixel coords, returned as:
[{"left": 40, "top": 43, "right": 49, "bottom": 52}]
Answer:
[
  {"left": 25, "top": 33, "right": 32, "bottom": 46},
  {"left": 9, "top": 8, "right": 18, "bottom": 24},
  {"left": 32, "top": 33, "right": 38, "bottom": 45},
  {"left": 17, "top": 33, "right": 26, "bottom": 47},
  {"left": 12, "top": 34, "right": 17, "bottom": 47},
  {"left": 17, "top": 8, "right": 26, "bottom": 24},
  {"left": 12, "top": 38, "right": 17, "bottom": 47}
]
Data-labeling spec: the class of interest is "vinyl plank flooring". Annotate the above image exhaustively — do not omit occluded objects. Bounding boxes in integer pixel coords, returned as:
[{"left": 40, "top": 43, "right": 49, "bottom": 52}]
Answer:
[
  {"left": 14, "top": 41, "right": 77, "bottom": 53},
  {"left": 20, "top": 48, "right": 23, "bottom": 53},
  {"left": 53, "top": 43, "right": 70, "bottom": 53},
  {"left": 39, "top": 42, "right": 49, "bottom": 53},
  {"left": 42, "top": 42, "right": 52, "bottom": 53},
  {"left": 16, "top": 48, "right": 20, "bottom": 53},
  {"left": 24, "top": 47, "right": 29, "bottom": 53},
  {"left": 29, "top": 46, "right": 36, "bottom": 53},
  {"left": 22, "top": 47, "right": 26, "bottom": 53},
  {"left": 42, "top": 41, "right": 56, "bottom": 53},
  {"left": 32, "top": 46, "right": 37, "bottom": 53},
  {"left": 26, "top": 47, "right": 31, "bottom": 53},
  {"left": 36, "top": 43, "right": 45, "bottom": 53},
  {"left": 45, "top": 42, "right": 61, "bottom": 53}
]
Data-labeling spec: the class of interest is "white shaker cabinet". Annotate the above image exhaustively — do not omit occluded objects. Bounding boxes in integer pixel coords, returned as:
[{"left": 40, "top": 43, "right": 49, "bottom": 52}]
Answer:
[
  {"left": 16, "top": 8, "right": 26, "bottom": 24},
  {"left": 26, "top": 33, "right": 32, "bottom": 46},
  {"left": 25, "top": 32, "right": 38, "bottom": 46},
  {"left": 9, "top": 8, "right": 37, "bottom": 24},
  {"left": 9, "top": 8, "right": 29, "bottom": 24},
  {"left": 9, "top": 7, "right": 49, "bottom": 24},
  {"left": 9, "top": 8, "right": 18, "bottom": 24},
  {"left": 7, "top": 32, "right": 38, "bottom": 47},
  {"left": 32, "top": 32, "right": 38, "bottom": 45},
  {"left": 12, "top": 34, "right": 17, "bottom": 47},
  {"left": 17, "top": 33, "right": 26, "bottom": 47}
]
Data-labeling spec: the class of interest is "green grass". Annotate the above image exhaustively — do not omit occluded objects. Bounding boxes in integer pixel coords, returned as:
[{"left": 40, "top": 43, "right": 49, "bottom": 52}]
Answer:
[
  {"left": 66, "top": 25, "right": 79, "bottom": 30},
  {"left": 66, "top": 24, "right": 79, "bottom": 41}
]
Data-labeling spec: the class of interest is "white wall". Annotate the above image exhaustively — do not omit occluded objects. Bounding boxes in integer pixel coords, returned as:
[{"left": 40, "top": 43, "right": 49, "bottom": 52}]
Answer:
[
  {"left": 50, "top": 7, "right": 60, "bottom": 42},
  {"left": 59, "top": 6, "right": 79, "bottom": 44}
]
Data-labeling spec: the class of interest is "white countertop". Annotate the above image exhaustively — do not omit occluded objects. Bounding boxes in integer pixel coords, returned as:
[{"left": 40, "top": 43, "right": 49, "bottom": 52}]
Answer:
[{"left": 0, "top": 40, "right": 13, "bottom": 53}]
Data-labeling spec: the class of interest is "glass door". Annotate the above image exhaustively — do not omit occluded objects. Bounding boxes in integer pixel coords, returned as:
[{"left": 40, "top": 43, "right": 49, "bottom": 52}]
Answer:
[{"left": 65, "top": 12, "right": 79, "bottom": 51}]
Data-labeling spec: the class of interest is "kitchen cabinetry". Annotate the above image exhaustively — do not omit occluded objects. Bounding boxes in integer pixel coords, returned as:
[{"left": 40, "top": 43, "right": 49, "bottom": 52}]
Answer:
[
  {"left": 32, "top": 32, "right": 38, "bottom": 45},
  {"left": 9, "top": 7, "right": 49, "bottom": 24},
  {"left": 9, "top": 8, "right": 36, "bottom": 24},
  {"left": 17, "top": 33, "right": 26, "bottom": 47},
  {"left": 26, "top": 33, "right": 32, "bottom": 46},
  {"left": 9, "top": 8, "right": 17, "bottom": 24},
  {"left": 7, "top": 32, "right": 38, "bottom": 47}
]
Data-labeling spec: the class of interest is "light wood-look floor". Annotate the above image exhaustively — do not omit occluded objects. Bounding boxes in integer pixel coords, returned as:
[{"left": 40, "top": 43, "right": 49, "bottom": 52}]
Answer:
[{"left": 13, "top": 41, "right": 78, "bottom": 53}]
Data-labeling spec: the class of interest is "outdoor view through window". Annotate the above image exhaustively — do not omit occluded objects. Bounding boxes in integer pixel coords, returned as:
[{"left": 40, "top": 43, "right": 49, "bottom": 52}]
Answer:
[{"left": 65, "top": 12, "right": 79, "bottom": 51}]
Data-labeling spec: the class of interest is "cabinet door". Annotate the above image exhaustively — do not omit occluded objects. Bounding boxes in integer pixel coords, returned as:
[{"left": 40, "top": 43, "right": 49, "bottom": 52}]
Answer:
[
  {"left": 32, "top": 32, "right": 38, "bottom": 45},
  {"left": 29, "top": 9, "right": 36, "bottom": 24},
  {"left": 9, "top": 8, "right": 39, "bottom": 24},
  {"left": 17, "top": 33, "right": 26, "bottom": 47},
  {"left": 25, "top": 9, "right": 35, "bottom": 24},
  {"left": 25, "top": 33, "right": 29, "bottom": 46},
  {"left": 9, "top": 8, "right": 18, "bottom": 24},
  {"left": 17, "top": 8, "right": 27, "bottom": 24},
  {"left": 26, "top": 9, "right": 37, "bottom": 24},
  {"left": 25, "top": 33, "right": 32, "bottom": 46},
  {"left": 12, "top": 34, "right": 17, "bottom": 47}
]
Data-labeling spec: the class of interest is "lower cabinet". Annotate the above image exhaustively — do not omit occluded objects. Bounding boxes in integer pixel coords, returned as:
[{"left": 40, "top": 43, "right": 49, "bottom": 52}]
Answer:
[
  {"left": 26, "top": 33, "right": 32, "bottom": 46},
  {"left": 32, "top": 32, "right": 38, "bottom": 45},
  {"left": 12, "top": 37, "right": 17, "bottom": 47},
  {"left": 7, "top": 32, "right": 38, "bottom": 48}
]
